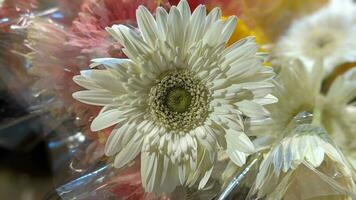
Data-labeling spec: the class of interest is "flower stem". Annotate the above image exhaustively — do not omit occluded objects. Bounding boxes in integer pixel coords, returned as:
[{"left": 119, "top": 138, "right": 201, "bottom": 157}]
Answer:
[{"left": 312, "top": 96, "right": 323, "bottom": 126}]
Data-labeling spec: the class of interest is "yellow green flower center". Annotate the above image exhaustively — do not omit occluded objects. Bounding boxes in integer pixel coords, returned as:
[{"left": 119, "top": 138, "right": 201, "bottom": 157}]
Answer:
[
  {"left": 166, "top": 87, "right": 192, "bottom": 113},
  {"left": 148, "top": 70, "right": 210, "bottom": 132}
]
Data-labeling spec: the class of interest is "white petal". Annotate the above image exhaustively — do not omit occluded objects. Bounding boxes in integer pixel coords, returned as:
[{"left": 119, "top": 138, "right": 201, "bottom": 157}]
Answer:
[
  {"left": 272, "top": 145, "right": 283, "bottom": 175},
  {"left": 82, "top": 70, "right": 124, "bottom": 93},
  {"left": 107, "top": 26, "right": 150, "bottom": 65},
  {"left": 203, "top": 20, "right": 224, "bottom": 46},
  {"left": 198, "top": 167, "right": 213, "bottom": 189},
  {"left": 178, "top": 164, "right": 186, "bottom": 185},
  {"left": 194, "top": 127, "right": 215, "bottom": 152},
  {"left": 159, "top": 156, "right": 180, "bottom": 193},
  {"left": 226, "top": 129, "right": 255, "bottom": 154},
  {"left": 72, "top": 90, "right": 115, "bottom": 106},
  {"left": 90, "top": 58, "right": 131, "bottom": 69},
  {"left": 289, "top": 137, "right": 302, "bottom": 169},
  {"left": 113, "top": 136, "right": 143, "bottom": 168},
  {"left": 141, "top": 152, "right": 158, "bottom": 192},
  {"left": 305, "top": 136, "right": 325, "bottom": 167},
  {"left": 105, "top": 123, "right": 130, "bottom": 156},
  {"left": 222, "top": 38, "right": 257, "bottom": 66},
  {"left": 255, "top": 155, "right": 273, "bottom": 189},
  {"left": 321, "top": 140, "right": 345, "bottom": 165},
  {"left": 236, "top": 100, "right": 270, "bottom": 119},
  {"left": 204, "top": 7, "right": 221, "bottom": 32},
  {"left": 141, "top": 152, "right": 179, "bottom": 194},
  {"left": 282, "top": 139, "right": 292, "bottom": 172},
  {"left": 186, "top": 5, "right": 206, "bottom": 44},
  {"left": 227, "top": 58, "right": 260, "bottom": 82},
  {"left": 220, "top": 16, "right": 237, "bottom": 43},
  {"left": 226, "top": 149, "right": 247, "bottom": 166},
  {"left": 136, "top": 6, "right": 158, "bottom": 47},
  {"left": 253, "top": 94, "right": 278, "bottom": 106},
  {"left": 177, "top": 0, "right": 191, "bottom": 25},
  {"left": 73, "top": 75, "right": 100, "bottom": 90},
  {"left": 156, "top": 7, "right": 168, "bottom": 40},
  {"left": 91, "top": 109, "right": 123, "bottom": 131},
  {"left": 167, "top": 7, "right": 184, "bottom": 47},
  {"left": 222, "top": 36, "right": 256, "bottom": 56}
]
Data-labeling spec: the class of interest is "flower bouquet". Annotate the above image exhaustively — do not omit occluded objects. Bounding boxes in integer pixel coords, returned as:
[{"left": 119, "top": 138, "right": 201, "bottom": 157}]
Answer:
[{"left": 1, "top": 0, "right": 356, "bottom": 199}]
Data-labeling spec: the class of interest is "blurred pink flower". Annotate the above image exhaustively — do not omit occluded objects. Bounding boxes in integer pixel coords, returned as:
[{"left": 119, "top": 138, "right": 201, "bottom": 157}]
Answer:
[
  {"left": 68, "top": 0, "right": 170, "bottom": 58},
  {"left": 58, "top": 0, "right": 86, "bottom": 23},
  {"left": 168, "top": 0, "right": 205, "bottom": 10}
]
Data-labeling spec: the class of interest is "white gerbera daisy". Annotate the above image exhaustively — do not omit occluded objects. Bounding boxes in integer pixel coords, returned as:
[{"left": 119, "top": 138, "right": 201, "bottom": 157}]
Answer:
[
  {"left": 273, "top": 0, "right": 356, "bottom": 75},
  {"left": 254, "top": 124, "right": 355, "bottom": 200},
  {"left": 72, "top": 0, "right": 275, "bottom": 194}
]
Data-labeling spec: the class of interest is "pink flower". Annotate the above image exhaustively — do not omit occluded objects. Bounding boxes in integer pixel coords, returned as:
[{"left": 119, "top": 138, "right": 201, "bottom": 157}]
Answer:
[
  {"left": 68, "top": 0, "right": 169, "bottom": 58},
  {"left": 169, "top": 0, "right": 205, "bottom": 10},
  {"left": 57, "top": 0, "right": 86, "bottom": 24}
]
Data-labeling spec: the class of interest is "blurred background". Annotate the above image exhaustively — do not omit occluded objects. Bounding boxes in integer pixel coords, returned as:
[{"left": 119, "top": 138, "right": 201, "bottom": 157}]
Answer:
[{"left": 0, "top": 1, "right": 85, "bottom": 199}]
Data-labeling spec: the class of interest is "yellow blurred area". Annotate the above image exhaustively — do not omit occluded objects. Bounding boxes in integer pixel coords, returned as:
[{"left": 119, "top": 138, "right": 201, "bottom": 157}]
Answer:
[
  {"left": 222, "top": 16, "right": 268, "bottom": 48},
  {"left": 212, "top": 0, "right": 327, "bottom": 42},
  {"left": 238, "top": 0, "right": 328, "bottom": 41},
  {"left": 222, "top": 16, "right": 271, "bottom": 66},
  {"left": 323, "top": 62, "right": 356, "bottom": 92}
]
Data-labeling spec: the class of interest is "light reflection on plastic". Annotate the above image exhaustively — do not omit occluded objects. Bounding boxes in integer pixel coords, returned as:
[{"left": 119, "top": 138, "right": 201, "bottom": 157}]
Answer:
[
  {"left": 48, "top": 132, "right": 85, "bottom": 149},
  {"left": 56, "top": 165, "right": 110, "bottom": 198},
  {"left": 68, "top": 132, "right": 86, "bottom": 143},
  {"left": 0, "top": 18, "right": 9, "bottom": 23},
  {"left": 51, "top": 12, "right": 64, "bottom": 20}
]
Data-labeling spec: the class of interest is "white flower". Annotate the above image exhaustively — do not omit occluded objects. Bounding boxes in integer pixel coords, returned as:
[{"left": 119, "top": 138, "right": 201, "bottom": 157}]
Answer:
[
  {"left": 249, "top": 60, "right": 356, "bottom": 158},
  {"left": 323, "top": 68, "right": 356, "bottom": 168},
  {"left": 244, "top": 58, "right": 356, "bottom": 197},
  {"left": 273, "top": 0, "right": 356, "bottom": 75},
  {"left": 255, "top": 124, "right": 355, "bottom": 200},
  {"left": 248, "top": 60, "right": 320, "bottom": 139},
  {"left": 247, "top": 60, "right": 356, "bottom": 199},
  {"left": 72, "top": 0, "right": 275, "bottom": 194}
]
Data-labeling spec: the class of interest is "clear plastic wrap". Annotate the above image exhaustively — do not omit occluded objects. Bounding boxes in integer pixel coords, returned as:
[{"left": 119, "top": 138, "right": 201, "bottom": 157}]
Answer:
[{"left": 217, "top": 112, "right": 356, "bottom": 200}]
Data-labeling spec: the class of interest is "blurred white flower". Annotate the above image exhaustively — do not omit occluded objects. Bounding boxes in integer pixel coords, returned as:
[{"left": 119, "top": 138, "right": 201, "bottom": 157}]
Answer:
[
  {"left": 274, "top": 0, "right": 356, "bottom": 75},
  {"left": 323, "top": 68, "right": 356, "bottom": 168},
  {"left": 248, "top": 60, "right": 356, "bottom": 199},
  {"left": 248, "top": 60, "right": 320, "bottom": 140},
  {"left": 250, "top": 60, "right": 356, "bottom": 163},
  {"left": 73, "top": 0, "right": 275, "bottom": 194}
]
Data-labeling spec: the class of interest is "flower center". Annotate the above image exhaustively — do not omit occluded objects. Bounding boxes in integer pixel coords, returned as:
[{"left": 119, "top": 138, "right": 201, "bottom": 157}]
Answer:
[
  {"left": 166, "top": 87, "right": 191, "bottom": 113},
  {"left": 304, "top": 30, "right": 338, "bottom": 59},
  {"left": 148, "top": 70, "right": 210, "bottom": 132}
]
